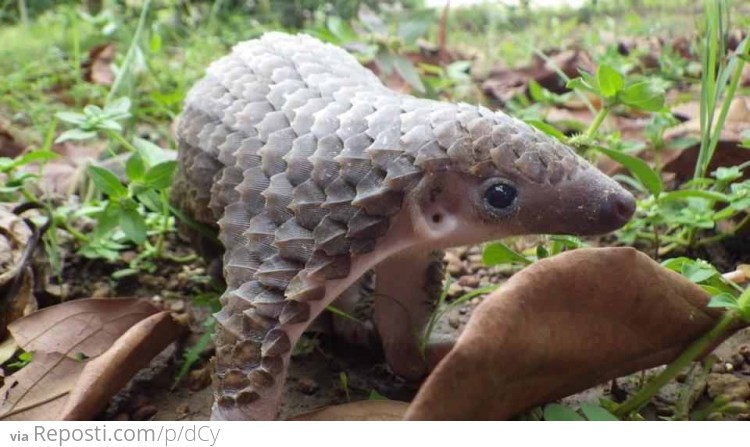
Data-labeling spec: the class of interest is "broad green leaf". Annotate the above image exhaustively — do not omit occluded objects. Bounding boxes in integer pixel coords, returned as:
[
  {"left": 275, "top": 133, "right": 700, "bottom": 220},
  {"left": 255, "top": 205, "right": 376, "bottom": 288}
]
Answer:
[
  {"left": 543, "top": 404, "right": 585, "bottom": 421},
  {"left": 326, "top": 16, "right": 356, "bottom": 42},
  {"left": 392, "top": 55, "right": 425, "bottom": 93},
  {"left": 125, "top": 153, "right": 146, "bottom": 181},
  {"left": 526, "top": 120, "right": 567, "bottom": 141},
  {"left": 398, "top": 13, "right": 431, "bottom": 44},
  {"left": 596, "top": 64, "right": 624, "bottom": 98},
  {"left": 144, "top": 160, "right": 177, "bottom": 189},
  {"left": 88, "top": 165, "right": 127, "bottom": 198},
  {"left": 16, "top": 150, "right": 59, "bottom": 166},
  {"left": 119, "top": 206, "right": 147, "bottom": 244},
  {"left": 55, "top": 111, "right": 87, "bottom": 125},
  {"left": 482, "top": 242, "right": 532, "bottom": 266},
  {"left": 580, "top": 403, "right": 619, "bottom": 421},
  {"left": 707, "top": 293, "right": 739, "bottom": 310},
  {"left": 566, "top": 77, "right": 598, "bottom": 95},
  {"left": 595, "top": 146, "right": 662, "bottom": 196},
  {"left": 95, "top": 202, "right": 121, "bottom": 238},
  {"left": 137, "top": 190, "right": 164, "bottom": 213},
  {"left": 133, "top": 137, "right": 173, "bottom": 167},
  {"left": 621, "top": 81, "right": 665, "bottom": 112},
  {"left": 682, "top": 261, "right": 717, "bottom": 283}
]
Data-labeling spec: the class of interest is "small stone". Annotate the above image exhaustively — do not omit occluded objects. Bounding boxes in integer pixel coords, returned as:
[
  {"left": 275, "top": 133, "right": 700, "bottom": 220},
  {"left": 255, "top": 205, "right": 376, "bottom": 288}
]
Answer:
[
  {"left": 91, "top": 283, "right": 111, "bottom": 298},
  {"left": 132, "top": 404, "right": 158, "bottom": 421},
  {"left": 121, "top": 251, "right": 137, "bottom": 263},
  {"left": 296, "top": 377, "right": 319, "bottom": 395},
  {"left": 170, "top": 300, "right": 186, "bottom": 313},
  {"left": 730, "top": 354, "right": 745, "bottom": 369},
  {"left": 711, "top": 363, "right": 727, "bottom": 374},
  {"left": 447, "top": 282, "right": 463, "bottom": 296},
  {"left": 706, "top": 373, "right": 750, "bottom": 401},
  {"left": 457, "top": 275, "right": 479, "bottom": 288},
  {"left": 467, "top": 254, "right": 482, "bottom": 264},
  {"left": 444, "top": 252, "right": 463, "bottom": 275},
  {"left": 187, "top": 365, "right": 212, "bottom": 391},
  {"left": 740, "top": 345, "right": 750, "bottom": 362},
  {"left": 448, "top": 312, "right": 460, "bottom": 329}
]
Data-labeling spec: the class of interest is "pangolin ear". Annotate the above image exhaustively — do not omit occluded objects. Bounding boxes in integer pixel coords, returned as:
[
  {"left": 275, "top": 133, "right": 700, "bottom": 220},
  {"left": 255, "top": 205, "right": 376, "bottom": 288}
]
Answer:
[{"left": 409, "top": 195, "right": 461, "bottom": 243}]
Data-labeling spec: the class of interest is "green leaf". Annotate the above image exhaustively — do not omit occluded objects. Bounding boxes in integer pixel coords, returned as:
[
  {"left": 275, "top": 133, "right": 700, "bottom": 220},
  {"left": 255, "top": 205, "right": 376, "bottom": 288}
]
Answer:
[
  {"left": 659, "top": 189, "right": 731, "bottom": 203},
  {"left": 144, "top": 160, "right": 177, "bottom": 189},
  {"left": 368, "top": 390, "right": 388, "bottom": 401},
  {"left": 580, "top": 403, "right": 619, "bottom": 421},
  {"left": 88, "top": 166, "right": 127, "bottom": 198},
  {"left": 125, "top": 153, "right": 146, "bottom": 181},
  {"left": 536, "top": 245, "right": 549, "bottom": 259},
  {"left": 119, "top": 206, "right": 147, "bottom": 244},
  {"left": 596, "top": 64, "right": 624, "bottom": 98},
  {"left": 95, "top": 202, "right": 121, "bottom": 238},
  {"left": 326, "top": 16, "right": 356, "bottom": 42},
  {"left": 566, "top": 77, "right": 599, "bottom": 95},
  {"left": 397, "top": 14, "right": 431, "bottom": 44},
  {"left": 55, "top": 129, "right": 97, "bottom": 143},
  {"left": 392, "top": 55, "right": 425, "bottom": 93},
  {"left": 133, "top": 137, "right": 172, "bottom": 167},
  {"left": 595, "top": 146, "right": 662, "bottom": 196},
  {"left": 682, "top": 261, "right": 717, "bottom": 283},
  {"left": 707, "top": 293, "right": 739, "bottom": 310},
  {"left": 526, "top": 120, "right": 567, "bottom": 141},
  {"left": 621, "top": 81, "right": 665, "bottom": 112},
  {"left": 543, "top": 404, "right": 585, "bottom": 421},
  {"left": 137, "top": 190, "right": 164, "bottom": 213},
  {"left": 482, "top": 242, "right": 532, "bottom": 266}
]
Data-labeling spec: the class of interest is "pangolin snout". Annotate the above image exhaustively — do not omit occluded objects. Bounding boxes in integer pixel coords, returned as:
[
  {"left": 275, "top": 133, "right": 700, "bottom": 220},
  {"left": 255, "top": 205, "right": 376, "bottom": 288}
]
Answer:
[{"left": 599, "top": 188, "right": 636, "bottom": 231}]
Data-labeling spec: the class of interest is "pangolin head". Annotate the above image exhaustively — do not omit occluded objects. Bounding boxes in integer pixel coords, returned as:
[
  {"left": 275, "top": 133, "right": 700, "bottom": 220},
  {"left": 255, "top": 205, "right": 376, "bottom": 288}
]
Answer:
[{"left": 405, "top": 107, "right": 636, "bottom": 248}]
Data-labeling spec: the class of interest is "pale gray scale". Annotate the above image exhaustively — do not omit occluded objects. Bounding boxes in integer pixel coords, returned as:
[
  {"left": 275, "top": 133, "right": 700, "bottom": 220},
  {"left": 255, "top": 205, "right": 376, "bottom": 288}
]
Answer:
[
  {"left": 289, "top": 179, "right": 329, "bottom": 231},
  {"left": 336, "top": 133, "right": 373, "bottom": 185},
  {"left": 266, "top": 79, "right": 306, "bottom": 111},
  {"left": 234, "top": 136, "right": 264, "bottom": 172},
  {"left": 401, "top": 124, "right": 432, "bottom": 156},
  {"left": 291, "top": 98, "right": 328, "bottom": 136},
  {"left": 304, "top": 251, "right": 350, "bottom": 281},
  {"left": 221, "top": 99, "right": 249, "bottom": 129},
  {"left": 312, "top": 215, "right": 350, "bottom": 256},
  {"left": 272, "top": 219, "right": 314, "bottom": 264},
  {"left": 235, "top": 101, "right": 274, "bottom": 131},
  {"left": 221, "top": 275, "right": 257, "bottom": 314},
  {"left": 346, "top": 208, "right": 390, "bottom": 240},
  {"left": 351, "top": 167, "right": 403, "bottom": 216},
  {"left": 210, "top": 166, "right": 243, "bottom": 217},
  {"left": 413, "top": 140, "right": 450, "bottom": 171},
  {"left": 429, "top": 103, "right": 459, "bottom": 128},
  {"left": 256, "top": 254, "right": 302, "bottom": 291},
  {"left": 259, "top": 127, "right": 296, "bottom": 177},
  {"left": 256, "top": 111, "right": 290, "bottom": 143},
  {"left": 432, "top": 120, "right": 463, "bottom": 151},
  {"left": 283, "top": 133, "right": 316, "bottom": 187},
  {"left": 217, "top": 131, "right": 245, "bottom": 167},
  {"left": 445, "top": 137, "right": 474, "bottom": 168},
  {"left": 310, "top": 134, "right": 345, "bottom": 189},
  {"left": 223, "top": 72, "right": 258, "bottom": 99},
  {"left": 235, "top": 166, "right": 270, "bottom": 216},
  {"left": 205, "top": 124, "right": 231, "bottom": 157},
  {"left": 322, "top": 177, "right": 356, "bottom": 214},
  {"left": 455, "top": 102, "right": 482, "bottom": 129},
  {"left": 225, "top": 245, "right": 260, "bottom": 289},
  {"left": 270, "top": 65, "right": 302, "bottom": 84},
  {"left": 219, "top": 201, "right": 253, "bottom": 253},
  {"left": 282, "top": 88, "right": 319, "bottom": 121},
  {"left": 310, "top": 101, "right": 348, "bottom": 140},
  {"left": 335, "top": 102, "right": 374, "bottom": 142},
  {"left": 366, "top": 128, "right": 403, "bottom": 171},
  {"left": 244, "top": 212, "right": 280, "bottom": 265},
  {"left": 467, "top": 116, "right": 494, "bottom": 142},
  {"left": 261, "top": 173, "right": 294, "bottom": 225},
  {"left": 384, "top": 154, "right": 421, "bottom": 190}
]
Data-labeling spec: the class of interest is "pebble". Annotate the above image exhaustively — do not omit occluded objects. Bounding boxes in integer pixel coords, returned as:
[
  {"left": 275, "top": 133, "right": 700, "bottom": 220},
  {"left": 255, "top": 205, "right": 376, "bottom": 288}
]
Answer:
[
  {"left": 175, "top": 403, "right": 190, "bottom": 416},
  {"left": 444, "top": 252, "right": 464, "bottom": 275},
  {"left": 706, "top": 373, "right": 750, "bottom": 401},
  {"left": 170, "top": 300, "right": 186, "bottom": 313},
  {"left": 448, "top": 312, "right": 460, "bottom": 329},
  {"left": 739, "top": 345, "right": 750, "bottom": 362},
  {"left": 457, "top": 275, "right": 479, "bottom": 288},
  {"left": 447, "top": 282, "right": 464, "bottom": 296},
  {"left": 296, "top": 378, "right": 319, "bottom": 395}
]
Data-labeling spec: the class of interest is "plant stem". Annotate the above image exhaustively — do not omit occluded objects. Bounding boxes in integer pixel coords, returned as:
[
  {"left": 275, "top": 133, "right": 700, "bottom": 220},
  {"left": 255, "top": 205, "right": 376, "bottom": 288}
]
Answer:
[
  {"left": 107, "top": 0, "right": 152, "bottom": 103},
  {"left": 614, "top": 312, "right": 738, "bottom": 418},
  {"left": 585, "top": 106, "right": 610, "bottom": 139}
]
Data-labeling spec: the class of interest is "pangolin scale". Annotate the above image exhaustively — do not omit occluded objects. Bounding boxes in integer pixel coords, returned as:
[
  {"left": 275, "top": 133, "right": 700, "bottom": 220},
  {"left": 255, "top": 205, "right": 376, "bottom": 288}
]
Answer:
[{"left": 172, "top": 32, "right": 635, "bottom": 420}]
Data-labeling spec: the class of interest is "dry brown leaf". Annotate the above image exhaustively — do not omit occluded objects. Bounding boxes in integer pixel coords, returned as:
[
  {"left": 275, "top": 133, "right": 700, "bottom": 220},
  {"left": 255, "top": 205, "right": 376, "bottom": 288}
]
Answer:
[
  {"left": 289, "top": 400, "right": 409, "bottom": 421},
  {"left": 406, "top": 247, "right": 731, "bottom": 420},
  {"left": 9, "top": 298, "right": 158, "bottom": 359},
  {"left": 61, "top": 311, "right": 183, "bottom": 420},
  {"left": 0, "top": 352, "right": 83, "bottom": 420},
  {"left": 0, "top": 298, "right": 182, "bottom": 421},
  {"left": 83, "top": 43, "right": 115, "bottom": 86}
]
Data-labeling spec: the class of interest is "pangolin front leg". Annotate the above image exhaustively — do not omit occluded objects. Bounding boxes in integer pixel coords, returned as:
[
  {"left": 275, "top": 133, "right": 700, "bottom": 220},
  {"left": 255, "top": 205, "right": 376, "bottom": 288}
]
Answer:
[{"left": 171, "top": 33, "right": 636, "bottom": 420}]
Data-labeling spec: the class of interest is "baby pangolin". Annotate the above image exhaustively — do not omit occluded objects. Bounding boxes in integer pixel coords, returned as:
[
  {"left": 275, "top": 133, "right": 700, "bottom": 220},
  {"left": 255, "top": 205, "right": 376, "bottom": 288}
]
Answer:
[{"left": 171, "top": 32, "right": 636, "bottom": 420}]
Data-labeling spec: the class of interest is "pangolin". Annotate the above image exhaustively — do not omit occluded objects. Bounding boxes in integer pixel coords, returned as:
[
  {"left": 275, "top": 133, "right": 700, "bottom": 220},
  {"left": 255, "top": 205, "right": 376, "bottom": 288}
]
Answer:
[{"left": 171, "top": 32, "right": 636, "bottom": 420}]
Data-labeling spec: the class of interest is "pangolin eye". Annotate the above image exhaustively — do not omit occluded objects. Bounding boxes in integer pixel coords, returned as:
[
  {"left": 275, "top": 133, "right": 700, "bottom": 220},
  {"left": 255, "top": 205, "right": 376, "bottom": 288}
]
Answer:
[{"left": 484, "top": 183, "right": 517, "bottom": 210}]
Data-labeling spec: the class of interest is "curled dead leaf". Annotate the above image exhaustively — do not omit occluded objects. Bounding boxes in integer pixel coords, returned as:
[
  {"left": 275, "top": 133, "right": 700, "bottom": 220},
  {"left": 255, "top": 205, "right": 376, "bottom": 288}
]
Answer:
[{"left": 406, "top": 247, "right": 731, "bottom": 420}]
